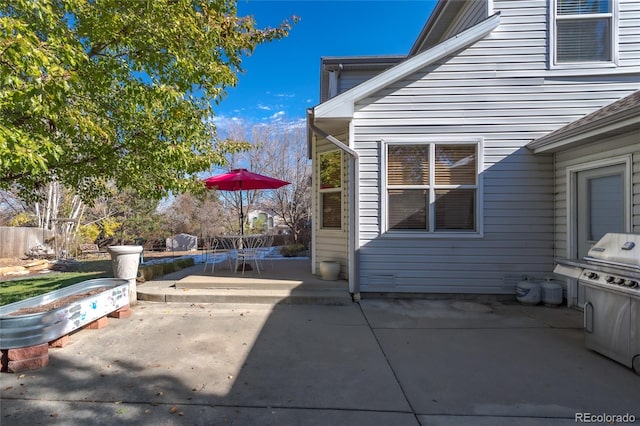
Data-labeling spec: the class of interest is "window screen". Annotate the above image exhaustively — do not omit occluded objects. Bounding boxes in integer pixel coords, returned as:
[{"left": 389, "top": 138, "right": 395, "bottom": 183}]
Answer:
[
  {"left": 555, "top": 0, "right": 613, "bottom": 63},
  {"left": 319, "top": 151, "right": 342, "bottom": 229},
  {"left": 387, "top": 143, "right": 478, "bottom": 233}
]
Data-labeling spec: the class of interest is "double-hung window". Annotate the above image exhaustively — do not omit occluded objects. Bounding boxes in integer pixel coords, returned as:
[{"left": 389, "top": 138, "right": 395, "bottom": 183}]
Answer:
[
  {"left": 385, "top": 141, "right": 480, "bottom": 234},
  {"left": 319, "top": 150, "right": 342, "bottom": 229},
  {"left": 552, "top": 0, "right": 617, "bottom": 66}
]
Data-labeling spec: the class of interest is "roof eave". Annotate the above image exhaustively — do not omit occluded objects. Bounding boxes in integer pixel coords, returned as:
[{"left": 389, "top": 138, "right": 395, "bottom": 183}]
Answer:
[
  {"left": 528, "top": 109, "right": 640, "bottom": 154},
  {"left": 313, "top": 13, "right": 501, "bottom": 121},
  {"left": 409, "top": 0, "right": 469, "bottom": 56}
]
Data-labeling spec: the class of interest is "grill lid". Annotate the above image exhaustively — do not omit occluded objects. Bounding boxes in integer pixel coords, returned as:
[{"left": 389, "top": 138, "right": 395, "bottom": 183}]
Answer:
[{"left": 586, "top": 233, "right": 640, "bottom": 268}]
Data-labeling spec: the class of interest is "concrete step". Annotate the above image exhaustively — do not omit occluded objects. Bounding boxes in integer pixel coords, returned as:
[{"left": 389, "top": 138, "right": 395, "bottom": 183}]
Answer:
[
  {"left": 137, "top": 285, "right": 353, "bottom": 305},
  {"left": 136, "top": 259, "right": 353, "bottom": 305}
]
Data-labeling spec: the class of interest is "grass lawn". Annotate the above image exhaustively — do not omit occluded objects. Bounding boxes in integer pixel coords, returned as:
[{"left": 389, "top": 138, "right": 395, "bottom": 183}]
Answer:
[{"left": 0, "top": 259, "right": 113, "bottom": 306}]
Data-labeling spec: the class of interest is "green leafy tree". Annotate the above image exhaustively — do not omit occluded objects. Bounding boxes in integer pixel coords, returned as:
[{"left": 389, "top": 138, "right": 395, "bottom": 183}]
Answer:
[
  {"left": 99, "top": 216, "right": 122, "bottom": 240},
  {"left": 0, "top": 0, "right": 296, "bottom": 202},
  {"left": 7, "top": 211, "right": 35, "bottom": 226},
  {"left": 77, "top": 222, "right": 101, "bottom": 243},
  {"left": 104, "top": 189, "right": 160, "bottom": 244}
]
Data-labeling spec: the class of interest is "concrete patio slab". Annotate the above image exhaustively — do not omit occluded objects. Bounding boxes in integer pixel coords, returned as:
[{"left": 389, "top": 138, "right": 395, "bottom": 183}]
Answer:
[
  {"left": 360, "top": 299, "right": 640, "bottom": 423},
  {"left": 359, "top": 299, "right": 584, "bottom": 329},
  {"left": 2, "top": 298, "right": 638, "bottom": 425},
  {"left": 1, "top": 399, "right": 420, "bottom": 426},
  {"left": 1, "top": 302, "right": 411, "bottom": 425}
]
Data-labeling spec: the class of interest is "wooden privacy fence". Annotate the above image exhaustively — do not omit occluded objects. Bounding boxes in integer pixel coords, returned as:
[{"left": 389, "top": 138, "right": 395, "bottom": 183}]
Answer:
[{"left": 0, "top": 227, "right": 55, "bottom": 258}]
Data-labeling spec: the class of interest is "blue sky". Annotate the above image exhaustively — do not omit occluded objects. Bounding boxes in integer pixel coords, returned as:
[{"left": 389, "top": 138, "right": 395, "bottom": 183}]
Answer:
[{"left": 213, "top": 0, "right": 437, "bottom": 128}]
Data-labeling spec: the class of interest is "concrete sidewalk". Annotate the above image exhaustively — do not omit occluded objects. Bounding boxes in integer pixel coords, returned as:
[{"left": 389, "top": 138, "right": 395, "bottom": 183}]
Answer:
[{"left": 1, "top": 299, "right": 639, "bottom": 425}]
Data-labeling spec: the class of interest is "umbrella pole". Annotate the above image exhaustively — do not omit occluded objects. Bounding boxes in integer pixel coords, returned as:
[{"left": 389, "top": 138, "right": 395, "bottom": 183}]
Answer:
[
  {"left": 237, "top": 189, "right": 252, "bottom": 271},
  {"left": 239, "top": 191, "right": 244, "bottom": 236}
]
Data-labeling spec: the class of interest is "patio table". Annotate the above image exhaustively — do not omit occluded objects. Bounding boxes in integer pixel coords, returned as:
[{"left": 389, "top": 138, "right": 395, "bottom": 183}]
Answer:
[{"left": 217, "top": 235, "right": 266, "bottom": 274}]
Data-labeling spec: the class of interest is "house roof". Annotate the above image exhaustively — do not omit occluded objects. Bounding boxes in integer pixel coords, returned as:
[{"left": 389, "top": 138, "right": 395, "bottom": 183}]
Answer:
[
  {"left": 319, "top": 56, "right": 405, "bottom": 104},
  {"left": 311, "top": 13, "right": 501, "bottom": 123},
  {"left": 409, "top": 0, "right": 474, "bottom": 56},
  {"left": 527, "top": 90, "right": 640, "bottom": 154}
]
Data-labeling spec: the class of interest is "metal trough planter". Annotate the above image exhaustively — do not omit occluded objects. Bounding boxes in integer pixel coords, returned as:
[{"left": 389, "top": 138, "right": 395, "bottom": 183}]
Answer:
[{"left": 0, "top": 278, "right": 129, "bottom": 349}]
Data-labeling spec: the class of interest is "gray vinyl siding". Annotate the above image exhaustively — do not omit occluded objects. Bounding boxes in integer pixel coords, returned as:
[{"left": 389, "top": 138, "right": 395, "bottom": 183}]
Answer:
[
  {"left": 620, "top": 1, "right": 640, "bottom": 66},
  {"left": 440, "top": 0, "right": 488, "bottom": 41},
  {"left": 337, "top": 69, "right": 385, "bottom": 96},
  {"left": 313, "top": 134, "right": 350, "bottom": 279},
  {"left": 350, "top": 0, "right": 640, "bottom": 293},
  {"left": 415, "top": 0, "right": 489, "bottom": 52},
  {"left": 553, "top": 133, "right": 640, "bottom": 261}
]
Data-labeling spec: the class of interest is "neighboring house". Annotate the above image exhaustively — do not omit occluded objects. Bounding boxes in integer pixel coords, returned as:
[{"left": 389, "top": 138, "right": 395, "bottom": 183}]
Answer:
[
  {"left": 306, "top": 0, "right": 640, "bottom": 298},
  {"left": 247, "top": 209, "right": 290, "bottom": 234}
]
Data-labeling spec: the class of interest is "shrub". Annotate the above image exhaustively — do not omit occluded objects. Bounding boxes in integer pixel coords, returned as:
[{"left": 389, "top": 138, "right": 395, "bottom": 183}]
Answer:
[
  {"left": 137, "top": 257, "right": 195, "bottom": 282},
  {"left": 279, "top": 244, "right": 306, "bottom": 257}
]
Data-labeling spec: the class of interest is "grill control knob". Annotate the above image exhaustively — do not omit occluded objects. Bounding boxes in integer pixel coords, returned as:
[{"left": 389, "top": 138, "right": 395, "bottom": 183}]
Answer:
[
  {"left": 585, "top": 272, "right": 599, "bottom": 280},
  {"left": 623, "top": 279, "right": 638, "bottom": 288},
  {"left": 605, "top": 275, "right": 615, "bottom": 283},
  {"left": 614, "top": 277, "right": 625, "bottom": 285}
]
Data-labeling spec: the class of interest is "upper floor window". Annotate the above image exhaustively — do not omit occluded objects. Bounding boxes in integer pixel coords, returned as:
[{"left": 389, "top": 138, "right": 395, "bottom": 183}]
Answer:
[
  {"left": 319, "top": 150, "right": 342, "bottom": 229},
  {"left": 385, "top": 141, "right": 481, "bottom": 235},
  {"left": 552, "top": 0, "right": 617, "bottom": 66}
]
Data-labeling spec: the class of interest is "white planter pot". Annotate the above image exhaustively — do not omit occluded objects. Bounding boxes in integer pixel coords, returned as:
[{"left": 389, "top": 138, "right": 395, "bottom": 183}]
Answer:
[
  {"left": 319, "top": 261, "right": 340, "bottom": 281},
  {"left": 108, "top": 245, "right": 143, "bottom": 305}
]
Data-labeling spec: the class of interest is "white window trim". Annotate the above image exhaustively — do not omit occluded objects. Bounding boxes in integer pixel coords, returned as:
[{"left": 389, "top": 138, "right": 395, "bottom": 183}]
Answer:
[
  {"left": 549, "top": 0, "right": 619, "bottom": 69},
  {"left": 565, "top": 155, "right": 632, "bottom": 259},
  {"left": 319, "top": 149, "right": 343, "bottom": 230},
  {"left": 381, "top": 136, "right": 484, "bottom": 239}
]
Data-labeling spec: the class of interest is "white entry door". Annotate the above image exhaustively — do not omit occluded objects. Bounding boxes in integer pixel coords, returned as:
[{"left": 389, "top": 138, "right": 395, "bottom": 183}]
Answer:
[
  {"left": 576, "top": 164, "right": 626, "bottom": 257},
  {"left": 574, "top": 163, "right": 628, "bottom": 305}
]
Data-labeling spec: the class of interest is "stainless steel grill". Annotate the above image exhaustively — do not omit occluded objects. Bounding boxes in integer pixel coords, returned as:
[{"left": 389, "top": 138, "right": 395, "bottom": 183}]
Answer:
[{"left": 554, "top": 233, "right": 640, "bottom": 375}]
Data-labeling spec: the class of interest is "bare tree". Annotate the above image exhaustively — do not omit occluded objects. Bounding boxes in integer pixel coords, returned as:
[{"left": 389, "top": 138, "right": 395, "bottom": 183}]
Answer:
[
  {"left": 223, "top": 122, "right": 311, "bottom": 243},
  {"left": 0, "top": 189, "right": 29, "bottom": 225},
  {"left": 259, "top": 125, "right": 311, "bottom": 244},
  {"left": 213, "top": 121, "right": 265, "bottom": 234},
  {"left": 161, "top": 192, "right": 226, "bottom": 240}
]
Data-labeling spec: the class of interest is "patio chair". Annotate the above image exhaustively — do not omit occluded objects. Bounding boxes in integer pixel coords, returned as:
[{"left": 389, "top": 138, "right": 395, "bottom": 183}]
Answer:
[
  {"left": 256, "top": 234, "right": 274, "bottom": 270},
  {"left": 235, "top": 236, "right": 263, "bottom": 275},
  {"left": 219, "top": 236, "right": 237, "bottom": 270},
  {"left": 203, "top": 237, "right": 221, "bottom": 273}
]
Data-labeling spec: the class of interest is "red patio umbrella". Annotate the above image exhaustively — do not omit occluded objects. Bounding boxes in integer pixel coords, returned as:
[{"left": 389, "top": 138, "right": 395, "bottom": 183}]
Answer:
[{"left": 203, "top": 169, "right": 289, "bottom": 236}]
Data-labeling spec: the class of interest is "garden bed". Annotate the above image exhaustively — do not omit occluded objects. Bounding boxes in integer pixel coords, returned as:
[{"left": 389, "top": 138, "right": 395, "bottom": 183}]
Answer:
[{"left": 0, "top": 278, "right": 129, "bottom": 350}]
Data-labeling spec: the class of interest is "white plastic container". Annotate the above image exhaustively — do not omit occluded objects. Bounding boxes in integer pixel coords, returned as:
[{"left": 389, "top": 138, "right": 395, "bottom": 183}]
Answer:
[
  {"left": 541, "top": 278, "right": 563, "bottom": 306},
  {"left": 108, "top": 245, "right": 143, "bottom": 305},
  {"left": 516, "top": 278, "right": 541, "bottom": 305}
]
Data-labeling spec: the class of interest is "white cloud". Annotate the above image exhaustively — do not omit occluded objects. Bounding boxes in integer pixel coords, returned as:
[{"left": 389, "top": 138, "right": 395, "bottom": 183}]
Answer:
[
  {"left": 269, "top": 111, "right": 286, "bottom": 120},
  {"left": 257, "top": 104, "right": 271, "bottom": 110},
  {"left": 210, "top": 114, "right": 248, "bottom": 130},
  {"left": 283, "top": 118, "right": 307, "bottom": 130}
]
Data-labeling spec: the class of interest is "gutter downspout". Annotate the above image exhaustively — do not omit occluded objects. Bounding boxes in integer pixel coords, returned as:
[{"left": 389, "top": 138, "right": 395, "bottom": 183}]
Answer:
[{"left": 306, "top": 108, "right": 360, "bottom": 298}]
